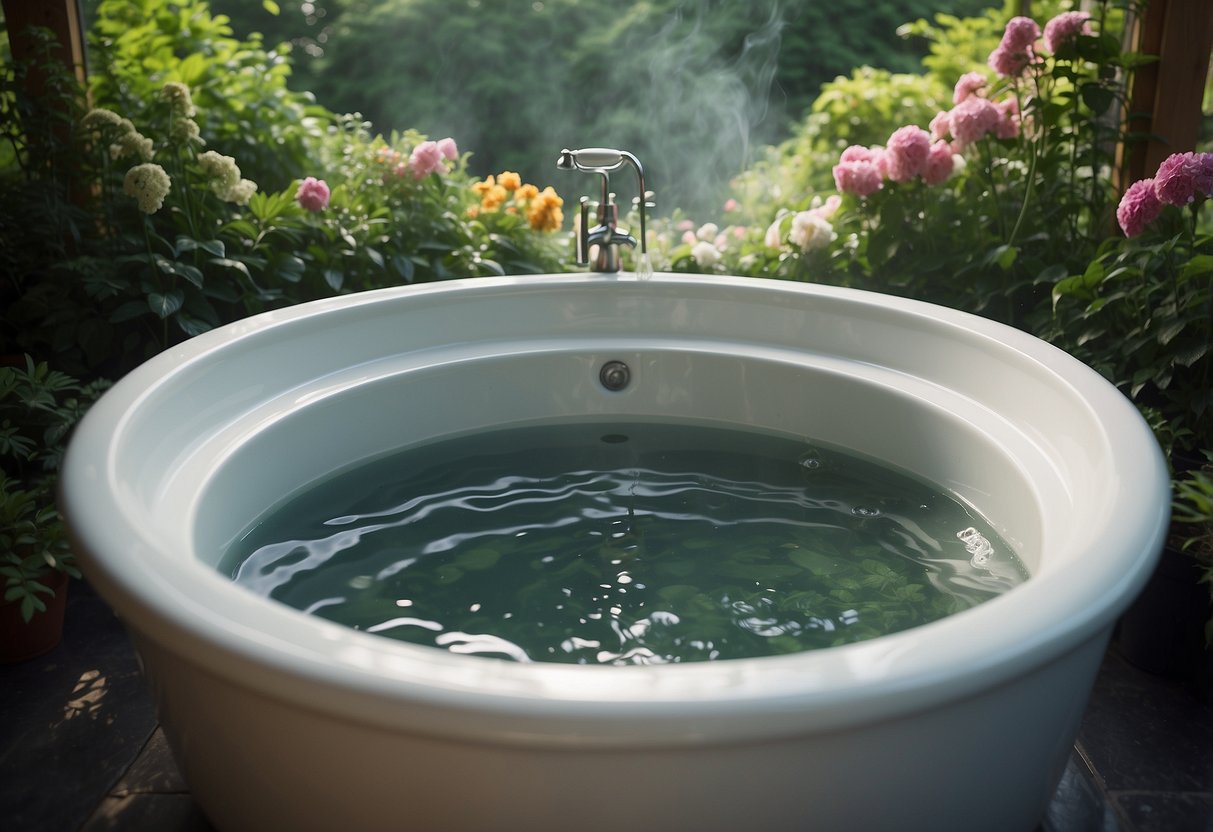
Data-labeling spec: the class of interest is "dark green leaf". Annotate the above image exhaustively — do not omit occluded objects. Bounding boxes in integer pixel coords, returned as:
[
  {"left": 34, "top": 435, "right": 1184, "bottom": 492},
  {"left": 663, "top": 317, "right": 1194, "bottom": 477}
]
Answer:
[{"left": 147, "top": 290, "right": 185, "bottom": 319}]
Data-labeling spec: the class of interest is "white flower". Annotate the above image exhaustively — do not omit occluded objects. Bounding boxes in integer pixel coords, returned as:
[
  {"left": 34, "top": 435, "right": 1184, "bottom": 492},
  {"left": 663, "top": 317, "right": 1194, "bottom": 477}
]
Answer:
[
  {"left": 160, "top": 82, "right": 196, "bottom": 117},
  {"left": 696, "top": 222, "right": 719, "bottom": 242},
  {"left": 170, "top": 117, "right": 202, "bottom": 145},
  {"left": 109, "top": 119, "right": 154, "bottom": 162},
  {"left": 122, "top": 163, "right": 171, "bottom": 214},
  {"left": 789, "top": 212, "right": 836, "bottom": 252},
  {"left": 197, "top": 151, "right": 253, "bottom": 202},
  {"left": 691, "top": 240, "right": 721, "bottom": 267},
  {"left": 764, "top": 211, "right": 789, "bottom": 248},
  {"left": 225, "top": 178, "right": 258, "bottom": 205},
  {"left": 81, "top": 108, "right": 123, "bottom": 134}
]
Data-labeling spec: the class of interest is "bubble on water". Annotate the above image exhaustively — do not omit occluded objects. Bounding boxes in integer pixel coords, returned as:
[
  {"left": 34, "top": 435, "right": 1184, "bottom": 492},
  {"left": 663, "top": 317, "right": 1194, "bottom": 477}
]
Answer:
[
  {"left": 349, "top": 575, "right": 372, "bottom": 590},
  {"left": 797, "top": 450, "right": 824, "bottom": 472},
  {"left": 851, "top": 505, "right": 881, "bottom": 518},
  {"left": 957, "top": 526, "right": 994, "bottom": 567}
]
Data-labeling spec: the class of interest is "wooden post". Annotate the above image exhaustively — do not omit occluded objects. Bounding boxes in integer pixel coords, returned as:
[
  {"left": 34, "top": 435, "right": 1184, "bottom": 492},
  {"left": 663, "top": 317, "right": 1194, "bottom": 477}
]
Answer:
[
  {"left": 2, "top": 0, "right": 88, "bottom": 92},
  {"left": 1122, "top": 0, "right": 1213, "bottom": 185}
]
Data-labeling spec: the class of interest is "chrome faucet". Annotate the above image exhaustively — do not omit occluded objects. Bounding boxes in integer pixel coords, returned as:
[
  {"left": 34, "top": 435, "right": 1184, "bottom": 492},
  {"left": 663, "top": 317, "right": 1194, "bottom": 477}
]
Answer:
[{"left": 556, "top": 148, "right": 650, "bottom": 273}]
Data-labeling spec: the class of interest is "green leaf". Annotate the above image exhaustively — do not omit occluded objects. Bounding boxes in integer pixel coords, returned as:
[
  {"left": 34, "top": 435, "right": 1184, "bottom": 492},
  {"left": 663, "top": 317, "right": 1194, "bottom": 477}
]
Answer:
[
  {"left": 1179, "top": 255, "right": 1213, "bottom": 281},
  {"left": 1080, "top": 83, "right": 1116, "bottom": 115},
  {"left": 174, "top": 236, "right": 223, "bottom": 260},
  {"left": 391, "top": 255, "right": 415, "bottom": 282},
  {"left": 173, "top": 263, "right": 205, "bottom": 288},
  {"left": 147, "top": 290, "right": 185, "bottom": 319},
  {"left": 323, "top": 269, "right": 344, "bottom": 292},
  {"left": 110, "top": 300, "right": 149, "bottom": 323},
  {"left": 263, "top": 0, "right": 281, "bottom": 14},
  {"left": 209, "top": 258, "right": 251, "bottom": 278},
  {"left": 787, "top": 549, "right": 843, "bottom": 575}
]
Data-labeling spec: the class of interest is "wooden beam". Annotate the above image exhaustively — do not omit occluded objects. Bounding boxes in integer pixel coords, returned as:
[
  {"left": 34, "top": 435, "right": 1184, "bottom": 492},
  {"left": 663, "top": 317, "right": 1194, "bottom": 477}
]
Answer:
[{"left": 1122, "top": 0, "right": 1213, "bottom": 184}]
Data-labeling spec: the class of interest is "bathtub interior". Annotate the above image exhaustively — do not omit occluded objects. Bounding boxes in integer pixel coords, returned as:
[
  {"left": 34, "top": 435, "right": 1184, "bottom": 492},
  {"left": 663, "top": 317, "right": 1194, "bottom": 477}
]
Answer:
[{"left": 69, "top": 274, "right": 1168, "bottom": 731}]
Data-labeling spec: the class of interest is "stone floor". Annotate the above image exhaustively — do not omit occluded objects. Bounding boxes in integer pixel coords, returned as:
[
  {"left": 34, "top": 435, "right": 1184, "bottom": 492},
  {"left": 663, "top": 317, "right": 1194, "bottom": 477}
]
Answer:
[{"left": 3, "top": 579, "right": 1211, "bottom": 832}]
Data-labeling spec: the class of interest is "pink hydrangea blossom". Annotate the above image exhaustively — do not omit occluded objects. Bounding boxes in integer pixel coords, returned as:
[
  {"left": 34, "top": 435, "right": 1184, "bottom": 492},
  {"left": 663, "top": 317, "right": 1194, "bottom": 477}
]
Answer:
[
  {"left": 296, "top": 176, "right": 330, "bottom": 212},
  {"left": 1194, "top": 152, "right": 1213, "bottom": 197},
  {"left": 988, "top": 45, "right": 1029, "bottom": 77},
  {"left": 839, "top": 145, "right": 880, "bottom": 164},
  {"left": 948, "top": 96, "right": 1001, "bottom": 147},
  {"left": 436, "top": 137, "right": 459, "bottom": 161},
  {"left": 1043, "top": 12, "right": 1092, "bottom": 54},
  {"left": 833, "top": 146, "right": 883, "bottom": 197},
  {"left": 994, "top": 97, "right": 1020, "bottom": 140},
  {"left": 1117, "top": 178, "right": 1162, "bottom": 237},
  {"left": 884, "top": 125, "right": 932, "bottom": 182},
  {"left": 988, "top": 16, "right": 1041, "bottom": 78},
  {"left": 921, "top": 142, "right": 956, "bottom": 186},
  {"left": 1154, "top": 152, "right": 1209, "bottom": 205},
  {"left": 1001, "top": 16, "right": 1041, "bottom": 51},
  {"left": 953, "top": 71, "right": 988, "bottom": 105},
  {"left": 409, "top": 140, "right": 448, "bottom": 178},
  {"left": 929, "top": 110, "right": 951, "bottom": 141}
]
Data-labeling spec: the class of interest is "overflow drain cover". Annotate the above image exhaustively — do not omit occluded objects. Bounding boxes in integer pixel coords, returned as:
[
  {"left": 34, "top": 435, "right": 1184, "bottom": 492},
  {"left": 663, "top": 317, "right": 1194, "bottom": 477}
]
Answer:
[{"left": 599, "top": 360, "right": 631, "bottom": 391}]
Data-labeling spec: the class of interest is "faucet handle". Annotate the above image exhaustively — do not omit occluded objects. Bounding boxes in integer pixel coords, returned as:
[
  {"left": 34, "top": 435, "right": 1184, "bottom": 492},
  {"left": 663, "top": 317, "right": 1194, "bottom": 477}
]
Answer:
[{"left": 575, "top": 197, "right": 591, "bottom": 266}]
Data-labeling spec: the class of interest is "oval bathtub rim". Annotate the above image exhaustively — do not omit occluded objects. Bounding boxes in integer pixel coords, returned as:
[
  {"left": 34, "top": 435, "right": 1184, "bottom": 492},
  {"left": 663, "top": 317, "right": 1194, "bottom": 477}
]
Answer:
[{"left": 59, "top": 272, "right": 1171, "bottom": 747}]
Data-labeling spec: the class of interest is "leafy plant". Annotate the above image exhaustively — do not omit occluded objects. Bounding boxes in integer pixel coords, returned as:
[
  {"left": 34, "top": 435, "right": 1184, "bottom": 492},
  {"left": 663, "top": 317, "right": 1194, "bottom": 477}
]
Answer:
[
  {"left": 1171, "top": 460, "right": 1213, "bottom": 645},
  {"left": 0, "top": 358, "right": 104, "bottom": 622}
]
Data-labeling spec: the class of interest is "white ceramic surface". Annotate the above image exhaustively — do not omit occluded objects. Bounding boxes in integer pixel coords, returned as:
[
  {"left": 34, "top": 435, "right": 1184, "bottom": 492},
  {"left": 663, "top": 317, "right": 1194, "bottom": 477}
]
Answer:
[{"left": 61, "top": 273, "right": 1170, "bottom": 832}]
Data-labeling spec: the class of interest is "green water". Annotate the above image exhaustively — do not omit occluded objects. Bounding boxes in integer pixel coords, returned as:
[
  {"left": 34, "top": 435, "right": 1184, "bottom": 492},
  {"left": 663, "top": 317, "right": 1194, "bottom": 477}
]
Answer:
[{"left": 223, "top": 421, "right": 1026, "bottom": 664}]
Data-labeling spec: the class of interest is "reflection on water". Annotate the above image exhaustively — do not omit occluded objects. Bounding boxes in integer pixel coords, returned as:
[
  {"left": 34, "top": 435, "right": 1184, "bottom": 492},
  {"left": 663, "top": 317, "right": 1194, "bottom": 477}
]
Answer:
[{"left": 226, "top": 422, "right": 1027, "bottom": 664}]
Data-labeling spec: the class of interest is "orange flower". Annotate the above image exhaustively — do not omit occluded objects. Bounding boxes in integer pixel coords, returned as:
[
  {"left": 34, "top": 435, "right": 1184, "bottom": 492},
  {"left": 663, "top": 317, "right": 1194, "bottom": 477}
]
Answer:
[
  {"left": 471, "top": 175, "right": 497, "bottom": 196},
  {"left": 498, "top": 171, "right": 522, "bottom": 191},
  {"left": 526, "top": 186, "right": 564, "bottom": 231},
  {"left": 480, "top": 183, "right": 509, "bottom": 211}
]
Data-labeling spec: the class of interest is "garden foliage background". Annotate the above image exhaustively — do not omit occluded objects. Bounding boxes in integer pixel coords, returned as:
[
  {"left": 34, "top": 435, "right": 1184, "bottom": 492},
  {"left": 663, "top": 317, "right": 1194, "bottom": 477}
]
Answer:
[{"left": 1, "top": 0, "right": 1213, "bottom": 615}]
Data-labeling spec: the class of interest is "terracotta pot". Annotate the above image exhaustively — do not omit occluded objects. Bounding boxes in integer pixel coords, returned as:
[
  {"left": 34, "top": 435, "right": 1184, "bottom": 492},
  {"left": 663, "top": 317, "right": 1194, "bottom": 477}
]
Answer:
[
  {"left": 1117, "top": 546, "right": 1212, "bottom": 678},
  {"left": 0, "top": 569, "right": 69, "bottom": 663}
]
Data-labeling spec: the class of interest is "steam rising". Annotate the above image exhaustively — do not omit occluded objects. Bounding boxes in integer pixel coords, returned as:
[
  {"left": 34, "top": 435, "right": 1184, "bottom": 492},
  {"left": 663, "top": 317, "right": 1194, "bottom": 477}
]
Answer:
[{"left": 376, "top": 1, "right": 788, "bottom": 219}]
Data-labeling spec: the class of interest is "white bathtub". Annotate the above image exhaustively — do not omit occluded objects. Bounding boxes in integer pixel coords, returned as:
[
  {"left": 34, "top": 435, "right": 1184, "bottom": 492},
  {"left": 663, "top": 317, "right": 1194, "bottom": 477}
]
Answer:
[{"left": 61, "top": 273, "right": 1169, "bottom": 832}]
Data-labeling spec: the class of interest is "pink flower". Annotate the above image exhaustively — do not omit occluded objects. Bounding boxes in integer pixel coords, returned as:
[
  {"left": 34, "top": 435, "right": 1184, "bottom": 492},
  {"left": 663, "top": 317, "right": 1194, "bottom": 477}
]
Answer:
[
  {"left": 921, "top": 142, "right": 956, "bottom": 186},
  {"left": 1001, "top": 16, "right": 1041, "bottom": 51},
  {"left": 1117, "top": 178, "right": 1162, "bottom": 237},
  {"left": 296, "top": 176, "right": 330, "bottom": 212},
  {"left": 436, "top": 137, "right": 459, "bottom": 161},
  {"left": 929, "top": 110, "right": 951, "bottom": 141},
  {"left": 953, "top": 71, "right": 988, "bottom": 105},
  {"left": 1044, "top": 12, "right": 1092, "bottom": 54},
  {"left": 839, "top": 145, "right": 880, "bottom": 164},
  {"left": 883, "top": 126, "right": 932, "bottom": 182},
  {"left": 948, "top": 96, "right": 1001, "bottom": 147},
  {"left": 1154, "top": 152, "right": 1206, "bottom": 205},
  {"left": 409, "top": 140, "right": 447, "bottom": 179},
  {"left": 833, "top": 145, "right": 883, "bottom": 197},
  {"left": 989, "top": 16, "right": 1041, "bottom": 78},
  {"left": 723, "top": 198, "right": 739, "bottom": 212},
  {"left": 988, "top": 45, "right": 1029, "bottom": 78},
  {"left": 994, "top": 97, "right": 1020, "bottom": 140},
  {"left": 1194, "top": 152, "right": 1213, "bottom": 198}
]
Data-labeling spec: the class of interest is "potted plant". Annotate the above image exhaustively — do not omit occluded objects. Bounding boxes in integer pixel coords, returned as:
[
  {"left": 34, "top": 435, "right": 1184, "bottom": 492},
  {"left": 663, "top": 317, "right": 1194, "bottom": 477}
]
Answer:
[{"left": 0, "top": 357, "right": 103, "bottom": 662}]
